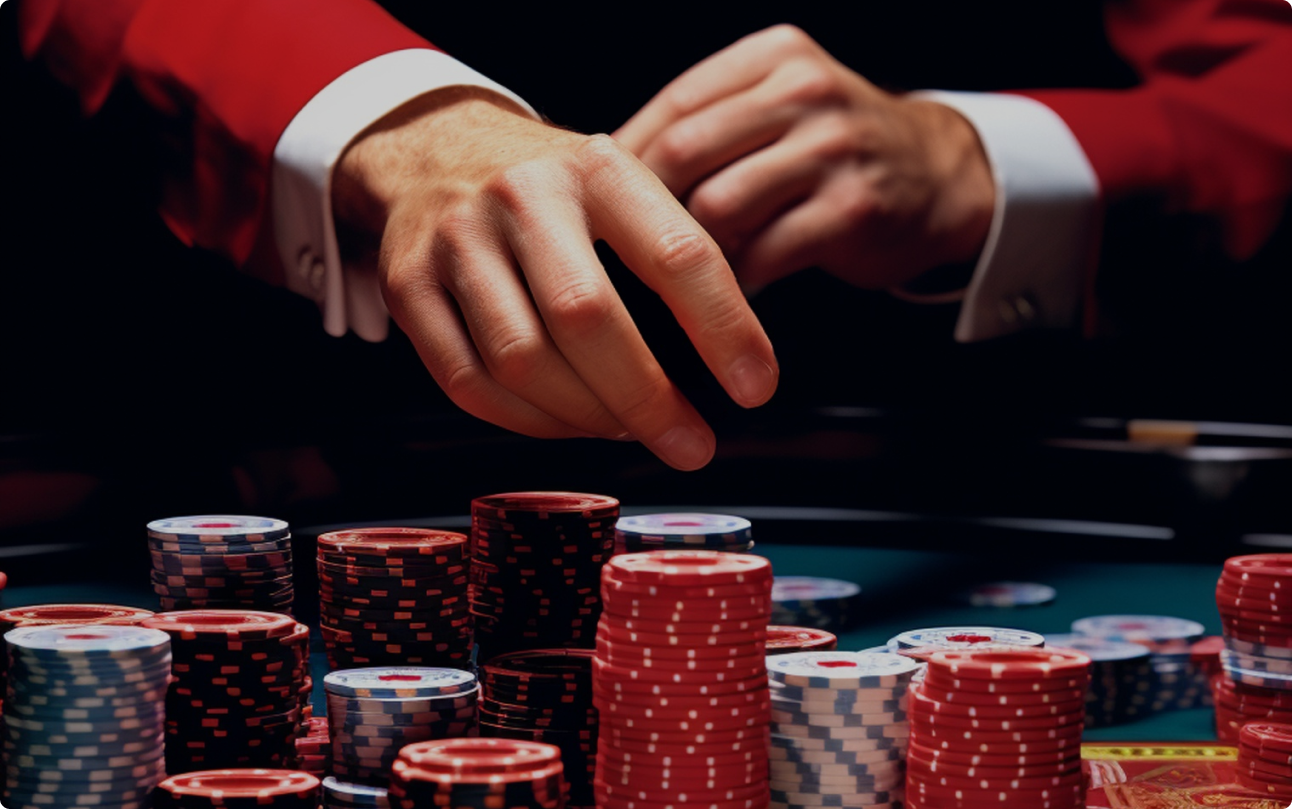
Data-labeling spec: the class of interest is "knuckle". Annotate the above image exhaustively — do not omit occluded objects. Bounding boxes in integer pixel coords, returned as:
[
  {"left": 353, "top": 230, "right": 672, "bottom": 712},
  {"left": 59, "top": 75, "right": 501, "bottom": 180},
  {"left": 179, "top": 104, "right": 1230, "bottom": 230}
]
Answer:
[
  {"left": 837, "top": 187, "right": 878, "bottom": 227},
  {"left": 440, "top": 361, "right": 488, "bottom": 409},
  {"left": 614, "top": 377, "right": 670, "bottom": 426},
  {"left": 574, "top": 133, "right": 629, "bottom": 175},
  {"left": 781, "top": 60, "right": 840, "bottom": 106},
  {"left": 654, "top": 229, "right": 720, "bottom": 284},
  {"left": 486, "top": 161, "right": 549, "bottom": 213},
  {"left": 688, "top": 183, "right": 739, "bottom": 228},
  {"left": 487, "top": 330, "right": 544, "bottom": 388},
  {"left": 547, "top": 280, "right": 615, "bottom": 333},
  {"left": 656, "top": 123, "right": 701, "bottom": 168},
  {"left": 764, "top": 24, "right": 814, "bottom": 53}
]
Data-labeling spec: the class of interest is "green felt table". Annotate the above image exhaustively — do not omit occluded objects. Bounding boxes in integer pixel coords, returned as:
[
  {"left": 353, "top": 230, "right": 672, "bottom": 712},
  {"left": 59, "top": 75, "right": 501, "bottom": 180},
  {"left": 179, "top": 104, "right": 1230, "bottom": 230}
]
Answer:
[{"left": 0, "top": 539, "right": 1225, "bottom": 743}]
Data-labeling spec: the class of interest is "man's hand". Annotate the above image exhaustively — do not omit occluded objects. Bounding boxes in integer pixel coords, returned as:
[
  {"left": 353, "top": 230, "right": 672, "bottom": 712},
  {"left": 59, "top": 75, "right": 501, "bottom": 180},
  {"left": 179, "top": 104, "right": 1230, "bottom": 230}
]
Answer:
[
  {"left": 615, "top": 25, "right": 996, "bottom": 292},
  {"left": 333, "top": 87, "right": 778, "bottom": 471}
]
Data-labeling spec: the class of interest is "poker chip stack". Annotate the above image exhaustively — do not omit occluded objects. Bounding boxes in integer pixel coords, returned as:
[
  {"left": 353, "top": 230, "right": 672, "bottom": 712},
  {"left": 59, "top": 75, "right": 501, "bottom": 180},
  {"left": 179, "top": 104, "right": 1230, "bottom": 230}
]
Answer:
[
  {"left": 294, "top": 716, "right": 330, "bottom": 777},
  {"left": 767, "top": 651, "right": 919, "bottom": 809},
  {"left": 389, "top": 738, "right": 566, "bottom": 809},
  {"left": 153, "top": 769, "right": 321, "bottom": 807},
  {"left": 771, "top": 576, "right": 862, "bottom": 630},
  {"left": 323, "top": 667, "right": 478, "bottom": 787},
  {"left": 594, "top": 550, "right": 773, "bottom": 809},
  {"left": 148, "top": 516, "right": 295, "bottom": 614},
  {"left": 323, "top": 776, "right": 391, "bottom": 809},
  {"left": 614, "top": 513, "right": 755, "bottom": 554},
  {"left": 316, "top": 528, "right": 471, "bottom": 671},
  {"left": 1044, "top": 633, "right": 1154, "bottom": 727},
  {"left": 1072, "top": 614, "right": 1209, "bottom": 713},
  {"left": 2, "top": 624, "right": 171, "bottom": 808},
  {"left": 142, "top": 610, "right": 311, "bottom": 774},
  {"left": 766, "top": 626, "right": 837, "bottom": 655},
  {"left": 471, "top": 492, "right": 618, "bottom": 662},
  {"left": 1211, "top": 555, "right": 1292, "bottom": 739},
  {"left": 906, "top": 647, "right": 1092, "bottom": 809},
  {"left": 480, "top": 649, "right": 597, "bottom": 808},
  {"left": 1235, "top": 722, "right": 1292, "bottom": 799},
  {"left": 0, "top": 603, "right": 154, "bottom": 719}
]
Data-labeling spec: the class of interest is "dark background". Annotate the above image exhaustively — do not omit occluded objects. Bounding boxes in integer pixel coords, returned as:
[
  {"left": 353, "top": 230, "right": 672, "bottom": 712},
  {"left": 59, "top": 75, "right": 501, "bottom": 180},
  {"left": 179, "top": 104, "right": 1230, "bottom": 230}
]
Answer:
[{"left": 1, "top": 1, "right": 1289, "bottom": 571}]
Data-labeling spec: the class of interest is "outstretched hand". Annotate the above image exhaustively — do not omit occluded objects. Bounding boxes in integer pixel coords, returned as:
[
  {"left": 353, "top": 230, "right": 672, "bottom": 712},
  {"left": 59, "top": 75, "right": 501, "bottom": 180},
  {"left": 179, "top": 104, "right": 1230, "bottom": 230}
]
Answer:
[{"left": 333, "top": 88, "right": 779, "bottom": 471}]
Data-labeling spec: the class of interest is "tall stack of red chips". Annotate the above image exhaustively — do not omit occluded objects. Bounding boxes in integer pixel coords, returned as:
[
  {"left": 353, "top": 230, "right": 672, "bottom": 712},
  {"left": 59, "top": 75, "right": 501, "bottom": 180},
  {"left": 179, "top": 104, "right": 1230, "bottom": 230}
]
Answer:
[
  {"left": 1236, "top": 722, "right": 1292, "bottom": 799},
  {"left": 906, "top": 647, "right": 1092, "bottom": 809},
  {"left": 1214, "top": 554, "right": 1292, "bottom": 740},
  {"left": 593, "top": 550, "right": 773, "bottom": 809}
]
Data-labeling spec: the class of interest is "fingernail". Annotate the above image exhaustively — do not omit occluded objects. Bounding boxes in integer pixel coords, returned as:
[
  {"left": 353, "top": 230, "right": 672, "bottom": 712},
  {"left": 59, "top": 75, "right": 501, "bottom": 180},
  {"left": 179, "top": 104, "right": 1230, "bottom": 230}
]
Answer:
[
  {"left": 727, "top": 354, "right": 776, "bottom": 407},
  {"left": 656, "top": 426, "right": 714, "bottom": 471}
]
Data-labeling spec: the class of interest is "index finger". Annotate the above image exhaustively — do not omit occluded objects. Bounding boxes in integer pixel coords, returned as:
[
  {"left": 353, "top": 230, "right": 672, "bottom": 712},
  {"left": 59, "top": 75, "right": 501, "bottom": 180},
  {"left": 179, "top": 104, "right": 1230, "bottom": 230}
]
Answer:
[
  {"left": 587, "top": 144, "right": 779, "bottom": 411},
  {"left": 614, "top": 26, "right": 797, "bottom": 153}
]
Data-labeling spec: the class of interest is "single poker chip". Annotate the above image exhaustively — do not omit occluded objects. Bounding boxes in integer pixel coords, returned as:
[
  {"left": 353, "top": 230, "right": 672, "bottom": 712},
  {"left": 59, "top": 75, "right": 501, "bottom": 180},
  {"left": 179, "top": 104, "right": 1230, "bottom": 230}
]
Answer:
[
  {"left": 1071, "top": 614, "right": 1205, "bottom": 646},
  {"left": 928, "top": 647, "right": 1092, "bottom": 681},
  {"left": 605, "top": 551, "right": 772, "bottom": 587},
  {"left": 6, "top": 624, "right": 171, "bottom": 659},
  {"left": 155, "top": 768, "right": 320, "bottom": 799},
  {"left": 614, "top": 513, "right": 753, "bottom": 550},
  {"left": 147, "top": 515, "right": 291, "bottom": 542},
  {"left": 323, "top": 668, "right": 477, "bottom": 700},
  {"left": 892, "top": 627, "right": 1046, "bottom": 651},
  {"left": 767, "top": 627, "right": 838, "bottom": 655},
  {"left": 321, "top": 776, "right": 389, "bottom": 805},
  {"left": 768, "top": 652, "right": 921, "bottom": 689},
  {"left": 1226, "top": 555, "right": 1292, "bottom": 583},
  {"left": 318, "top": 527, "right": 467, "bottom": 558},
  {"left": 960, "top": 582, "right": 1057, "bottom": 608},
  {"left": 919, "top": 667, "right": 1087, "bottom": 694}
]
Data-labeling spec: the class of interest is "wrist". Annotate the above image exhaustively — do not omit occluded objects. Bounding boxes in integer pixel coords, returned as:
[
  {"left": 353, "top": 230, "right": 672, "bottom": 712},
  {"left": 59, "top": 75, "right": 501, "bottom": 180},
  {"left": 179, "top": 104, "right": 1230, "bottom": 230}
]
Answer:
[
  {"left": 333, "top": 87, "right": 534, "bottom": 237},
  {"left": 904, "top": 98, "right": 996, "bottom": 268}
]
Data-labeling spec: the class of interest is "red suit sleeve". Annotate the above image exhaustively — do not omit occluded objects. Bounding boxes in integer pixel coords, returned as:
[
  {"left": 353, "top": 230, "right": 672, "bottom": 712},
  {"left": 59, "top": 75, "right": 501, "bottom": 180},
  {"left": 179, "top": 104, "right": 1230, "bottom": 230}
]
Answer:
[
  {"left": 1019, "top": 0, "right": 1292, "bottom": 260},
  {"left": 17, "top": 0, "right": 434, "bottom": 279}
]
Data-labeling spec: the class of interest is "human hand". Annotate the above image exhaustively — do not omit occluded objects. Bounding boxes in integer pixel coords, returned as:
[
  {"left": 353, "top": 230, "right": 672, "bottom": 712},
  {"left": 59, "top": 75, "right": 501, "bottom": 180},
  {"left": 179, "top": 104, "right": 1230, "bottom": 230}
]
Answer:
[
  {"left": 333, "top": 87, "right": 778, "bottom": 471},
  {"left": 615, "top": 25, "right": 995, "bottom": 292}
]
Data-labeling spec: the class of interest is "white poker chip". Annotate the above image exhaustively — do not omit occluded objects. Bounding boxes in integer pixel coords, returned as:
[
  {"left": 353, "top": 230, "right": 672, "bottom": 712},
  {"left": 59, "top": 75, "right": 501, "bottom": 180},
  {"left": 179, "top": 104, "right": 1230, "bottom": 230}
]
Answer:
[
  {"left": 772, "top": 577, "right": 862, "bottom": 604},
  {"left": 1043, "top": 634, "right": 1150, "bottom": 663},
  {"left": 892, "top": 626, "right": 1045, "bottom": 650},
  {"left": 616, "top": 513, "right": 752, "bottom": 537},
  {"left": 767, "top": 651, "right": 920, "bottom": 689},
  {"left": 6, "top": 625, "right": 172, "bottom": 659},
  {"left": 1071, "top": 615, "right": 1205, "bottom": 644},
  {"left": 323, "top": 667, "right": 477, "bottom": 699},
  {"left": 146, "top": 514, "right": 290, "bottom": 540}
]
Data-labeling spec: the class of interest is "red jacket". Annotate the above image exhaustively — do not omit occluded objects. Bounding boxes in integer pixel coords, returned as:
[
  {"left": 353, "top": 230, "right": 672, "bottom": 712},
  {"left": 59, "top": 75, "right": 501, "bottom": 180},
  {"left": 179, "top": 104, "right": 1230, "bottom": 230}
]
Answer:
[{"left": 19, "top": 0, "right": 1292, "bottom": 283}]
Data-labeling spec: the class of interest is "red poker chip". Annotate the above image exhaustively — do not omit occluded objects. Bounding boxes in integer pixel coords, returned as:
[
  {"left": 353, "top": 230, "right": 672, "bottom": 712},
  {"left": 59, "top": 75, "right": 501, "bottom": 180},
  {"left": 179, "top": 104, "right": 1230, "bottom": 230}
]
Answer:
[
  {"left": 908, "top": 716, "right": 1084, "bottom": 743},
  {"left": 596, "top": 768, "right": 768, "bottom": 793},
  {"left": 1218, "top": 571, "right": 1292, "bottom": 594},
  {"left": 1240, "top": 752, "right": 1292, "bottom": 781},
  {"left": 604, "top": 551, "right": 771, "bottom": 588},
  {"left": 909, "top": 741, "right": 1078, "bottom": 769},
  {"left": 906, "top": 747, "right": 1079, "bottom": 779},
  {"left": 1241, "top": 741, "right": 1292, "bottom": 766},
  {"left": 593, "top": 684, "right": 771, "bottom": 710},
  {"left": 908, "top": 777, "right": 1083, "bottom": 807},
  {"left": 600, "top": 735, "right": 769, "bottom": 758},
  {"left": 1216, "top": 582, "right": 1292, "bottom": 608},
  {"left": 920, "top": 668, "right": 1088, "bottom": 694},
  {"left": 928, "top": 647, "right": 1092, "bottom": 682},
  {"left": 910, "top": 709, "right": 1084, "bottom": 732},
  {"left": 910, "top": 688, "right": 1085, "bottom": 720},
  {"left": 592, "top": 658, "right": 765, "bottom": 685},
  {"left": 318, "top": 527, "right": 467, "bottom": 556},
  {"left": 593, "top": 777, "right": 767, "bottom": 801},
  {"left": 593, "top": 708, "right": 767, "bottom": 733},
  {"left": 596, "top": 751, "right": 768, "bottom": 776},
  {"left": 603, "top": 596, "right": 770, "bottom": 618},
  {"left": 1218, "top": 604, "right": 1292, "bottom": 624},
  {"left": 765, "top": 626, "right": 837, "bottom": 654},
  {"left": 1225, "top": 555, "right": 1292, "bottom": 581},
  {"left": 597, "top": 653, "right": 766, "bottom": 674},
  {"left": 601, "top": 575, "right": 773, "bottom": 599},
  {"left": 156, "top": 769, "right": 320, "bottom": 798},
  {"left": 909, "top": 731, "right": 1081, "bottom": 757},
  {"left": 907, "top": 759, "right": 1083, "bottom": 791},
  {"left": 913, "top": 685, "right": 1086, "bottom": 708},
  {"left": 593, "top": 790, "right": 764, "bottom": 809},
  {"left": 600, "top": 613, "right": 769, "bottom": 636},
  {"left": 595, "top": 625, "right": 767, "bottom": 650},
  {"left": 142, "top": 610, "right": 297, "bottom": 641},
  {"left": 596, "top": 637, "right": 767, "bottom": 662},
  {"left": 1235, "top": 770, "right": 1292, "bottom": 798},
  {"left": 1241, "top": 722, "right": 1292, "bottom": 753}
]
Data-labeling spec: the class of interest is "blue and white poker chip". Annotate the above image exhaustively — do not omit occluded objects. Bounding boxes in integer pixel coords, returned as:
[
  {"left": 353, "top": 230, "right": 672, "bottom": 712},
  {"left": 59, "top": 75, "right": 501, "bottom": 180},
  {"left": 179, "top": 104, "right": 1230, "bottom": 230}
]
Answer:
[
  {"left": 962, "top": 582, "right": 1057, "bottom": 608},
  {"left": 323, "top": 667, "right": 476, "bottom": 699},
  {"left": 616, "top": 513, "right": 752, "bottom": 543},
  {"left": 768, "top": 652, "right": 920, "bottom": 689},
  {"left": 1071, "top": 615, "right": 1205, "bottom": 647},
  {"left": 890, "top": 626, "right": 1045, "bottom": 651},
  {"left": 146, "top": 514, "right": 290, "bottom": 541}
]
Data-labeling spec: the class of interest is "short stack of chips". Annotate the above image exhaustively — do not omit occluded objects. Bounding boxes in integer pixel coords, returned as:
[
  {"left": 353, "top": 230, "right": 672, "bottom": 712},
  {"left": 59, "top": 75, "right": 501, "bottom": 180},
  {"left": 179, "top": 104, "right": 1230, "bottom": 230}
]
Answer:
[
  {"left": 148, "top": 516, "right": 295, "bottom": 614},
  {"left": 1212, "top": 555, "right": 1292, "bottom": 739},
  {"left": 1044, "top": 633, "right": 1154, "bottom": 727},
  {"left": 323, "top": 776, "right": 390, "bottom": 809},
  {"left": 766, "top": 626, "right": 837, "bottom": 656},
  {"left": 0, "top": 603, "right": 154, "bottom": 719},
  {"left": 142, "top": 610, "right": 311, "bottom": 774},
  {"left": 480, "top": 649, "right": 597, "bottom": 808},
  {"left": 907, "top": 647, "right": 1092, "bottom": 809},
  {"left": 594, "top": 550, "right": 772, "bottom": 809},
  {"left": 3, "top": 624, "right": 171, "bottom": 808},
  {"left": 471, "top": 492, "right": 618, "bottom": 662},
  {"left": 389, "top": 738, "right": 566, "bottom": 809},
  {"left": 1236, "top": 722, "right": 1292, "bottom": 799},
  {"left": 153, "top": 769, "right": 321, "bottom": 808},
  {"left": 1073, "top": 614, "right": 1210, "bottom": 713},
  {"left": 614, "top": 513, "right": 754, "bottom": 554},
  {"left": 317, "top": 527, "right": 471, "bottom": 670},
  {"left": 294, "top": 716, "right": 330, "bottom": 777},
  {"left": 323, "top": 667, "right": 478, "bottom": 787},
  {"left": 771, "top": 576, "right": 861, "bottom": 631},
  {"left": 767, "top": 651, "right": 918, "bottom": 809}
]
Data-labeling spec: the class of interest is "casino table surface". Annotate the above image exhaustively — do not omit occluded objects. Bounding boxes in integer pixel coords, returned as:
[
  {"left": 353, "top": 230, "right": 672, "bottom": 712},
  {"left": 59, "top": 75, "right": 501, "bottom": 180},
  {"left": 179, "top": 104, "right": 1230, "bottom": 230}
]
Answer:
[{"left": 0, "top": 521, "right": 1222, "bottom": 744}]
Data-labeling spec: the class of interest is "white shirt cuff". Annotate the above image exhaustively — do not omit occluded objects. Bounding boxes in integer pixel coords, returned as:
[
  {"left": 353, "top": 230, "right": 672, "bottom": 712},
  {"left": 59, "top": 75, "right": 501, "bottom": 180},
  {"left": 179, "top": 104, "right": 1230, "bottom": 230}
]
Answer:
[
  {"left": 272, "top": 48, "right": 537, "bottom": 341},
  {"left": 915, "top": 91, "right": 1102, "bottom": 342}
]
